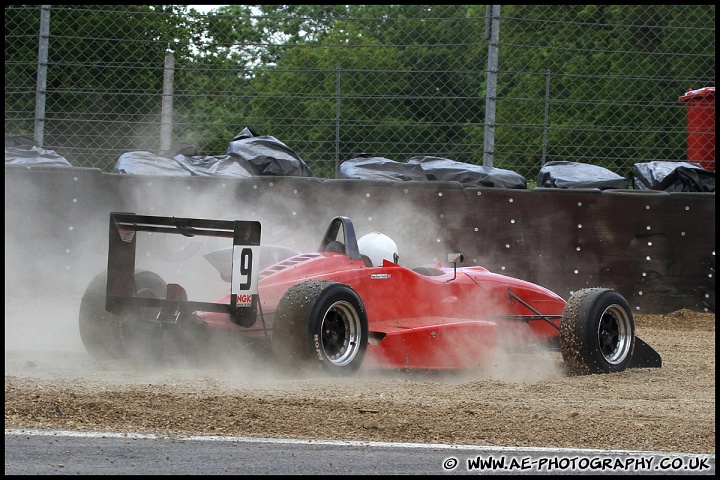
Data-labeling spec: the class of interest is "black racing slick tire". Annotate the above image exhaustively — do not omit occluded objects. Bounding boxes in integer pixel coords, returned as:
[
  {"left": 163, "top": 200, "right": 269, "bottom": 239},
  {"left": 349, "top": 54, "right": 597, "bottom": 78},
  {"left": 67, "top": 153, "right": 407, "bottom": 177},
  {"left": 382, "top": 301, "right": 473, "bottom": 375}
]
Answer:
[
  {"left": 79, "top": 270, "right": 166, "bottom": 361},
  {"left": 79, "top": 272, "right": 120, "bottom": 360},
  {"left": 272, "top": 280, "right": 368, "bottom": 374},
  {"left": 559, "top": 288, "right": 636, "bottom": 374}
]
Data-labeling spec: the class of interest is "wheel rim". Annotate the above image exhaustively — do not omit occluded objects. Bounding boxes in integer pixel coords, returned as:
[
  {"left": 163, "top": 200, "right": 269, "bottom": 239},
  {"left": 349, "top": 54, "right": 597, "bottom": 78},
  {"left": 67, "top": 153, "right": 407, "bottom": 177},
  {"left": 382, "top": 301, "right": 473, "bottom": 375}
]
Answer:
[
  {"left": 320, "top": 300, "right": 362, "bottom": 367},
  {"left": 596, "top": 303, "right": 633, "bottom": 365}
]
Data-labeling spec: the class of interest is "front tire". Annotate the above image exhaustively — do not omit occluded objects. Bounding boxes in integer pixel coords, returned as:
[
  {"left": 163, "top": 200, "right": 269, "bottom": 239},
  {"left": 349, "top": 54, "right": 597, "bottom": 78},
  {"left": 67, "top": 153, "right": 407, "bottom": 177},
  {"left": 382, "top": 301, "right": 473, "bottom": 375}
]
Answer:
[
  {"left": 559, "top": 288, "right": 635, "bottom": 374},
  {"left": 272, "top": 280, "right": 368, "bottom": 374}
]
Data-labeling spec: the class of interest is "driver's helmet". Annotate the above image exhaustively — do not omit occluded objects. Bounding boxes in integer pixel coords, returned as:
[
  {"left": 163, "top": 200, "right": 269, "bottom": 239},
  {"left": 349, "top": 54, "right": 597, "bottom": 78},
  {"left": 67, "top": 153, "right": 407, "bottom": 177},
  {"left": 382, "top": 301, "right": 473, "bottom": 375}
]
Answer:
[{"left": 358, "top": 232, "right": 399, "bottom": 267}]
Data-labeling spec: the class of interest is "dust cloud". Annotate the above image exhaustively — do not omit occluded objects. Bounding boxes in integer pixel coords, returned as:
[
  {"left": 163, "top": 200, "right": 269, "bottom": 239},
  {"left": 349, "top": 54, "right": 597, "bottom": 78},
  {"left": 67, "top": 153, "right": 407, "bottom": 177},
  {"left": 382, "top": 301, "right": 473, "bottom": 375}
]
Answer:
[{"left": 5, "top": 170, "right": 562, "bottom": 388}]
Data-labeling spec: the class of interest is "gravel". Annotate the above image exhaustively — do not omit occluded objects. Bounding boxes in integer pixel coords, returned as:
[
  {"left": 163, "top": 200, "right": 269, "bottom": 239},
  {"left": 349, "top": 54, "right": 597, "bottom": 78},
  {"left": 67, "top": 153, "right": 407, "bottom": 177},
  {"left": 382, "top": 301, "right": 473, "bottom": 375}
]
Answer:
[{"left": 4, "top": 309, "right": 715, "bottom": 454}]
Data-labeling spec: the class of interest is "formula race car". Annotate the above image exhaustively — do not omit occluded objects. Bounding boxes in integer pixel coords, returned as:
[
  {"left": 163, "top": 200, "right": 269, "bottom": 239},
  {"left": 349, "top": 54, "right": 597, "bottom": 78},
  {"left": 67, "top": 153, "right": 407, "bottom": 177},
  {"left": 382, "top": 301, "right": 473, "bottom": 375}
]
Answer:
[{"left": 79, "top": 213, "right": 662, "bottom": 374}]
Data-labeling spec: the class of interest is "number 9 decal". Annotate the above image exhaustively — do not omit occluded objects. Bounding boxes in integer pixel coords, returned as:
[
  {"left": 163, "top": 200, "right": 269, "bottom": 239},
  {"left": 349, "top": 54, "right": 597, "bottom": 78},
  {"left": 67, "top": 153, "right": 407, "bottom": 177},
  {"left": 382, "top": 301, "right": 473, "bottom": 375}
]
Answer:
[
  {"left": 238, "top": 248, "right": 253, "bottom": 289},
  {"left": 231, "top": 246, "right": 260, "bottom": 296}
]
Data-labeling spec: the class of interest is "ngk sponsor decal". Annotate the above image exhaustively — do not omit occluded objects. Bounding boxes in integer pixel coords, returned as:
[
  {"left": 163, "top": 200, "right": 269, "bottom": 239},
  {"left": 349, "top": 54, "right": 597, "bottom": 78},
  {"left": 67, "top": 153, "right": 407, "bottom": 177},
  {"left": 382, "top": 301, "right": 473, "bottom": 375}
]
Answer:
[{"left": 235, "top": 294, "right": 253, "bottom": 307}]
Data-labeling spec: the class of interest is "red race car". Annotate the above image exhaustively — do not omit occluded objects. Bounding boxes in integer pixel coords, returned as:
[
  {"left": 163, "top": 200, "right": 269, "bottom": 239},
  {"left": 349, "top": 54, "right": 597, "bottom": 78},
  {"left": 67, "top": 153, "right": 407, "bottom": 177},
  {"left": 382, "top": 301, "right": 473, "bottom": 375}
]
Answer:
[{"left": 79, "top": 213, "right": 661, "bottom": 374}]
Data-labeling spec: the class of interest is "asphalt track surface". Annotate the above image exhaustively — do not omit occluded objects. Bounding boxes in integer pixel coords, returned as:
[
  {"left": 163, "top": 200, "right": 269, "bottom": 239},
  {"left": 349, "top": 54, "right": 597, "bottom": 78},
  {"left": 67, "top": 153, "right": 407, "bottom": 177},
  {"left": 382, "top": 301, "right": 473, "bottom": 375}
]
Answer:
[{"left": 5, "top": 429, "right": 715, "bottom": 475}]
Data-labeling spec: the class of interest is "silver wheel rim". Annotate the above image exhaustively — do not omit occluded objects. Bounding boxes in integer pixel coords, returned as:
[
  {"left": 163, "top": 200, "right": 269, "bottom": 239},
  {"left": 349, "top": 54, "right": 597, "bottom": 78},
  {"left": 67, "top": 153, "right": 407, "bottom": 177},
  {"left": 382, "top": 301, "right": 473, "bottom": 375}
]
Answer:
[
  {"left": 596, "top": 303, "right": 632, "bottom": 365},
  {"left": 320, "top": 300, "right": 362, "bottom": 367}
]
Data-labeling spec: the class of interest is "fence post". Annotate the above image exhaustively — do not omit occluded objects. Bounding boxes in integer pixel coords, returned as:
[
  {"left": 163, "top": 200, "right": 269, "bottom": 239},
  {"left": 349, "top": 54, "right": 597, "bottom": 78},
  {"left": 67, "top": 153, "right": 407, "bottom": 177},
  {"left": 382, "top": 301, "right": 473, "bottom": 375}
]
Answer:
[
  {"left": 34, "top": 5, "right": 51, "bottom": 146},
  {"left": 160, "top": 54, "right": 175, "bottom": 153},
  {"left": 335, "top": 66, "right": 341, "bottom": 179},
  {"left": 542, "top": 69, "right": 552, "bottom": 165},
  {"left": 483, "top": 5, "right": 501, "bottom": 168}
]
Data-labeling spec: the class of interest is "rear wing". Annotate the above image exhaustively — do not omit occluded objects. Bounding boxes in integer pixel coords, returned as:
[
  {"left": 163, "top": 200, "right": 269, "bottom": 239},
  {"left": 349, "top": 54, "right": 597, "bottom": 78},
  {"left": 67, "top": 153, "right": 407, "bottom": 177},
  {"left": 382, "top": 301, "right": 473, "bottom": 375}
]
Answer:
[{"left": 106, "top": 212, "right": 261, "bottom": 327}]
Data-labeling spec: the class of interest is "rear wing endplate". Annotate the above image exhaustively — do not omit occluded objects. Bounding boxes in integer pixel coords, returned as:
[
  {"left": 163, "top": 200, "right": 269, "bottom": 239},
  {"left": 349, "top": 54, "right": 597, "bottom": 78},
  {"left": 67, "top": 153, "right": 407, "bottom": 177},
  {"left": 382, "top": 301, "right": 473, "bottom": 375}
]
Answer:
[{"left": 106, "top": 212, "right": 261, "bottom": 327}]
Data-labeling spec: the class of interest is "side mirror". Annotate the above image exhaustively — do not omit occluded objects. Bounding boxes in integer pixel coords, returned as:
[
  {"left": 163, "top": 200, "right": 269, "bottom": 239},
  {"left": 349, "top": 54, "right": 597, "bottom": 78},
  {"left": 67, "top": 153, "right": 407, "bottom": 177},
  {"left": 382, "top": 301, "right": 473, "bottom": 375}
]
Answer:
[
  {"left": 446, "top": 253, "right": 464, "bottom": 282},
  {"left": 447, "top": 253, "right": 464, "bottom": 264}
]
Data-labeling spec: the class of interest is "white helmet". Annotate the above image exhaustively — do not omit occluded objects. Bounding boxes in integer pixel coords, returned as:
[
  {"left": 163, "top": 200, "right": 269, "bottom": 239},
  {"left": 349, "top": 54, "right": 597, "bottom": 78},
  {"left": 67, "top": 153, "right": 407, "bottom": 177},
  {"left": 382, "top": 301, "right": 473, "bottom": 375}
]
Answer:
[{"left": 358, "top": 232, "right": 398, "bottom": 267}]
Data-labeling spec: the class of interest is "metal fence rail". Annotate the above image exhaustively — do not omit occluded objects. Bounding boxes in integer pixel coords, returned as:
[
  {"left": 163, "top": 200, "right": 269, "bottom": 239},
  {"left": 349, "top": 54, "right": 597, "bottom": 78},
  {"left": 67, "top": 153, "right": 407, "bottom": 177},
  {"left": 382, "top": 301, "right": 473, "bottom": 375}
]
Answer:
[{"left": 4, "top": 5, "right": 716, "bottom": 180}]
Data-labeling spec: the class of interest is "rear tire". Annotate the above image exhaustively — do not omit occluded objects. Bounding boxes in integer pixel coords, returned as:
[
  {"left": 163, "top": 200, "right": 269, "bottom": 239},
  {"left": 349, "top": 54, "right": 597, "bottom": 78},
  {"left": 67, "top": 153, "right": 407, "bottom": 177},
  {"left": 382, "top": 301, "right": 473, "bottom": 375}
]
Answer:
[
  {"left": 560, "top": 288, "right": 635, "bottom": 374},
  {"left": 79, "top": 272, "right": 120, "bottom": 360},
  {"left": 272, "top": 280, "right": 368, "bottom": 374},
  {"left": 79, "top": 270, "right": 166, "bottom": 361}
]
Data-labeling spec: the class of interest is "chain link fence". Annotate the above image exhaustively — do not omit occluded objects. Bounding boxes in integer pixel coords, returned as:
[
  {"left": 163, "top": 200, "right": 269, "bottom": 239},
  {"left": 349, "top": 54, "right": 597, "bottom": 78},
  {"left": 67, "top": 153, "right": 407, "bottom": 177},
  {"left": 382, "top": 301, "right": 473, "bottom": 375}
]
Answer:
[{"left": 5, "top": 5, "right": 715, "bottom": 180}]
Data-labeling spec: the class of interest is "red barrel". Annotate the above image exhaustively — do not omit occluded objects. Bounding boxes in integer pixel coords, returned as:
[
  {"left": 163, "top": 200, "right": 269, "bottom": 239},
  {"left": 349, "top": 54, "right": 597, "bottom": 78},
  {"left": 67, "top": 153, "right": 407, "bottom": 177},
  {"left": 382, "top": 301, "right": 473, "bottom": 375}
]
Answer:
[{"left": 678, "top": 86, "right": 715, "bottom": 171}]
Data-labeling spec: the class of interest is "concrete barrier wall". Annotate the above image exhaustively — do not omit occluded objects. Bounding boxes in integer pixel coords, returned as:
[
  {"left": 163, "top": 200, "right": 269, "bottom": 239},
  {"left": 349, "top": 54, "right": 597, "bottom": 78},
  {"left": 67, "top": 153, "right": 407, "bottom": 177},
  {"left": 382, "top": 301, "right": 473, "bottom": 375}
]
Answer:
[{"left": 5, "top": 166, "right": 715, "bottom": 314}]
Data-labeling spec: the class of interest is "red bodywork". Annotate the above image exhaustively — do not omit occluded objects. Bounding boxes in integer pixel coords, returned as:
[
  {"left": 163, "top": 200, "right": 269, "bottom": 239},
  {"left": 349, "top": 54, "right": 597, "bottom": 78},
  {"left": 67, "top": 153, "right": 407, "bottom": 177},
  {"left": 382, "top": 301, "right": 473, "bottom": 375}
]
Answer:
[{"left": 198, "top": 252, "right": 566, "bottom": 370}]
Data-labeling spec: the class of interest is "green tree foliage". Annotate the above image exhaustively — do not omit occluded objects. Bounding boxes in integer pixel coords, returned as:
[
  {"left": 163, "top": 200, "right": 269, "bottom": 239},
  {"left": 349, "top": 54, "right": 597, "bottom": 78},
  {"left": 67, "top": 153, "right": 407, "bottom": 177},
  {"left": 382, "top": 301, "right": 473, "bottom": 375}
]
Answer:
[
  {"left": 489, "top": 4, "right": 715, "bottom": 178},
  {"left": 171, "top": 5, "right": 260, "bottom": 154},
  {"left": 5, "top": 5, "right": 714, "bottom": 177},
  {"left": 5, "top": 6, "right": 42, "bottom": 136},
  {"left": 245, "top": 5, "right": 488, "bottom": 176},
  {"left": 5, "top": 5, "right": 207, "bottom": 164}
]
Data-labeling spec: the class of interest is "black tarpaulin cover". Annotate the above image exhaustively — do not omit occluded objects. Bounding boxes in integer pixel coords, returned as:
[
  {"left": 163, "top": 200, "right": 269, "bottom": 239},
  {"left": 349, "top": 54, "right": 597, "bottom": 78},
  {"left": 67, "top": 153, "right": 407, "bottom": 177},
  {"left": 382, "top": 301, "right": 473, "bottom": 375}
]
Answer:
[
  {"left": 339, "top": 154, "right": 427, "bottom": 181},
  {"left": 407, "top": 155, "right": 527, "bottom": 189},
  {"left": 114, "top": 150, "right": 255, "bottom": 177},
  {"left": 633, "top": 161, "right": 715, "bottom": 192},
  {"left": 114, "top": 128, "right": 312, "bottom": 177},
  {"left": 5, "top": 135, "right": 73, "bottom": 167},
  {"left": 226, "top": 127, "right": 313, "bottom": 177},
  {"left": 537, "top": 161, "right": 628, "bottom": 190}
]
